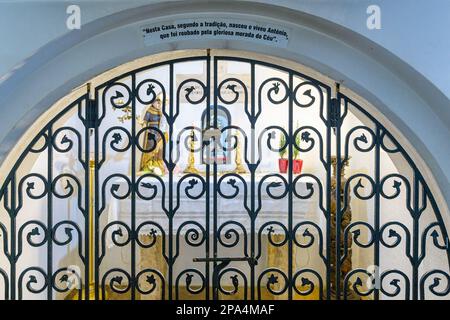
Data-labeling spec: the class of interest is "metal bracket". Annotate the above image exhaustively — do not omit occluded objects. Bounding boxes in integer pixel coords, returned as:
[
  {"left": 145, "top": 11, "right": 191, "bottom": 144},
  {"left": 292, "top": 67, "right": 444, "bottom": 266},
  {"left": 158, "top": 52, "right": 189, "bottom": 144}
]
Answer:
[
  {"left": 86, "top": 98, "right": 98, "bottom": 129},
  {"left": 330, "top": 97, "right": 340, "bottom": 129},
  {"left": 193, "top": 256, "right": 257, "bottom": 265}
]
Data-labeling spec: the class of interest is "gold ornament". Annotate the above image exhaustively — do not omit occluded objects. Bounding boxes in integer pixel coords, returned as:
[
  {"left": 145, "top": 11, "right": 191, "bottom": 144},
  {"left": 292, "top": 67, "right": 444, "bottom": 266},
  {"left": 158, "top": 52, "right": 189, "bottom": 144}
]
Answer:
[
  {"left": 183, "top": 128, "right": 200, "bottom": 174},
  {"left": 233, "top": 130, "right": 247, "bottom": 174}
]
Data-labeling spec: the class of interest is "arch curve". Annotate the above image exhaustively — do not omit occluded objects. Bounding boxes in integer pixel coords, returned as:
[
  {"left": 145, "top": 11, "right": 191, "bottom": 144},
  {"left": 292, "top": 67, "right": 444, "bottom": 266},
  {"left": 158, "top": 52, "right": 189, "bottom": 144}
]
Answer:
[{"left": 0, "top": 52, "right": 449, "bottom": 300}]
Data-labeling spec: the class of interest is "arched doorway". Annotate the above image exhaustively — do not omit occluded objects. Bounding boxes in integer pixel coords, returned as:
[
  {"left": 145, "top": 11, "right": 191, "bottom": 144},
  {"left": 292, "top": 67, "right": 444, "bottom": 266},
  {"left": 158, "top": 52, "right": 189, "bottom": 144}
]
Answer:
[{"left": 0, "top": 51, "right": 448, "bottom": 300}]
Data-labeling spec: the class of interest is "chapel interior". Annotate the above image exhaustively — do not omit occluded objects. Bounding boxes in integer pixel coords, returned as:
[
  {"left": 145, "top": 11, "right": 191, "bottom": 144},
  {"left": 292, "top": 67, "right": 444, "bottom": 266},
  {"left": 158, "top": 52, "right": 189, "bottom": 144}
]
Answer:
[{"left": 0, "top": 56, "right": 446, "bottom": 301}]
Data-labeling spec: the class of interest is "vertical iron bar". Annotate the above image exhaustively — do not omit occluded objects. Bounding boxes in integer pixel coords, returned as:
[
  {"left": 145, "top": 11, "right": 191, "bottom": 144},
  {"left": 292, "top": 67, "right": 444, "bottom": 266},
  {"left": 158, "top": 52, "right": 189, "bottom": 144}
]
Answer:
[
  {"left": 287, "top": 72, "right": 293, "bottom": 300},
  {"left": 2, "top": 184, "right": 10, "bottom": 300},
  {"left": 374, "top": 125, "right": 381, "bottom": 300},
  {"left": 168, "top": 63, "right": 174, "bottom": 300},
  {"left": 93, "top": 90, "right": 100, "bottom": 300},
  {"left": 325, "top": 91, "right": 332, "bottom": 300},
  {"left": 412, "top": 172, "right": 419, "bottom": 300},
  {"left": 212, "top": 57, "right": 218, "bottom": 300},
  {"left": 2, "top": 186, "right": 10, "bottom": 300},
  {"left": 131, "top": 74, "right": 136, "bottom": 300},
  {"left": 47, "top": 126, "right": 53, "bottom": 300},
  {"left": 83, "top": 97, "right": 91, "bottom": 300},
  {"left": 250, "top": 62, "right": 256, "bottom": 300},
  {"left": 10, "top": 176, "right": 16, "bottom": 300},
  {"left": 205, "top": 52, "right": 211, "bottom": 300},
  {"left": 335, "top": 92, "right": 342, "bottom": 300}
]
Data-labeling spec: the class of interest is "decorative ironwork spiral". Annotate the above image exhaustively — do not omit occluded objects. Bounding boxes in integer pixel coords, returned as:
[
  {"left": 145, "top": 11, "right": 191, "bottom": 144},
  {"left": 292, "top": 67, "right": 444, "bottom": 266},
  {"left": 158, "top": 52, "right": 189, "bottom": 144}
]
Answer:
[
  {"left": 99, "top": 221, "right": 132, "bottom": 264},
  {"left": 343, "top": 221, "right": 375, "bottom": 252},
  {"left": 178, "top": 79, "right": 207, "bottom": 107},
  {"left": 101, "top": 126, "right": 132, "bottom": 157},
  {"left": 18, "top": 267, "right": 48, "bottom": 299},
  {"left": 260, "top": 78, "right": 290, "bottom": 105},
  {"left": 218, "top": 78, "right": 247, "bottom": 105},
  {"left": 52, "top": 173, "right": 84, "bottom": 214},
  {"left": 419, "top": 223, "right": 449, "bottom": 264},
  {"left": 344, "top": 125, "right": 376, "bottom": 158},
  {"left": 293, "top": 222, "right": 326, "bottom": 263},
  {"left": 173, "top": 126, "right": 203, "bottom": 163},
  {"left": 256, "top": 221, "right": 288, "bottom": 261},
  {"left": 136, "top": 268, "right": 165, "bottom": 298},
  {"left": 174, "top": 222, "right": 206, "bottom": 264},
  {"left": 52, "top": 221, "right": 84, "bottom": 262},
  {"left": 177, "top": 221, "right": 206, "bottom": 248},
  {"left": 17, "top": 220, "right": 48, "bottom": 259},
  {"left": 101, "top": 268, "right": 131, "bottom": 297},
  {"left": 217, "top": 221, "right": 248, "bottom": 255},
  {"left": 136, "top": 221, "right": 167, "bottom": 257},
  {"left": 257, "top": 268, "right": 289, "bottom": 298},
  {"left": 175, "top": 269, "right": 205, "bottom": 299},
  {"left": 52, "top": 267, "right": 82, "bottom": 296},
  {"left": 257, "top": 126, "right": 288, "bottom": 162},
  {"left": 380, "top": 173, "right": 413, "bottom": 213},
  {"left": 342, "top": 174, "right": 376, "bottom": 212},
  {"left": 218, "top": 268, "right": 247, "bottom": 298},
  {"left": 17, "top": 174, "right": 48, "bottom": 212},
  {"left": 293, "top": 174, "right": 326, "bottom": 214},
  {"left": 100, "top": 174, "right": 132, "bottom": 213},
  {"left": 135, "top": 125, "right": 167, "bottom": 159},
  {"left": 343, "top": 268, "right": 375, "bottom": 300},
  {"left": 419, "top": 270, "right": 450, "bottom": 299},
  {"left": 293, "top": 269, "right": 323, "bottom": 299},
  {"left": 103, "top": 82, "right": 132, "bottom": 110},
  {"left": 256, "top": 78, "right": 289, "bottom": 123},
  {"left": 135, "top": 174, "right": 167, "bottom": 214},
  {"left": 380, "top": 221, "right": 412, "bottom": 261},
  {"left": 52, "top": 127, "right": 82, "bottom": 157},
  {"left": 293, "top": 126, "right": 326, "bottom": 167},
  {"left": 177, "top": 174, "right": 206, "bottom": 202},
  {"left": 135, "top": 79, "right": 166, "bottom": 106},
  {"left": 380, "top": 270, "right": 410, "bottom": 299},
  {"left": 293, "top": 81, "right": 324, "bottom": 113},
  {"left": 217, "top": 174, "right": 250, "bottom": 212},
  {"left": 257, "top": 174, "right": 288, "bottom": 204},
  {"left": 220, "top": 125, "right": 247, "bottom": 153}
]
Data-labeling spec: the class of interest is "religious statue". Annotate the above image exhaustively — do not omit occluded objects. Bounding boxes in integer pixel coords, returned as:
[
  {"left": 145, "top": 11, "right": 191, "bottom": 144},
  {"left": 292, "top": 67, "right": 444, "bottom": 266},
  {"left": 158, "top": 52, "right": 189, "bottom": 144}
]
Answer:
[{"left": 138, "top": 94, "right": 168, "bottom": 175}]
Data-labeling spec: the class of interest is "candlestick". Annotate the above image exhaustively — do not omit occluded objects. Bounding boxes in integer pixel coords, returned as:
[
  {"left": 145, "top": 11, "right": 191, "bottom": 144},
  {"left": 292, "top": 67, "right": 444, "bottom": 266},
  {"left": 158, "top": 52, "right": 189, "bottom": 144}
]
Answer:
[
  {"left": 233, "top": 130, "right": 247, "bottom": 174},
  {"left": 183, "top": 128, "right": 200, "bottom": 174}
]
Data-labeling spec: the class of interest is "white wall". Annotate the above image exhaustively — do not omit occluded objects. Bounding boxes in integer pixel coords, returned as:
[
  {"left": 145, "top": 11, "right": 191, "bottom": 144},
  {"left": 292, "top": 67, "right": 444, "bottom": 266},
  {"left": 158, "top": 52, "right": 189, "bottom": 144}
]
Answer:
[{"left": 0, "top": 0, "right": 449, "bottom": 300}]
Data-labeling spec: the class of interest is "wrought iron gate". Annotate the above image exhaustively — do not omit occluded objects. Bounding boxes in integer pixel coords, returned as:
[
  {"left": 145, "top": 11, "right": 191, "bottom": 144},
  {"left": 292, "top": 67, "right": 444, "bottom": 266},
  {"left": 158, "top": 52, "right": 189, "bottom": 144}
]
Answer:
[{"left": 0, "top": 54, "right": 449, "bottom": 300}]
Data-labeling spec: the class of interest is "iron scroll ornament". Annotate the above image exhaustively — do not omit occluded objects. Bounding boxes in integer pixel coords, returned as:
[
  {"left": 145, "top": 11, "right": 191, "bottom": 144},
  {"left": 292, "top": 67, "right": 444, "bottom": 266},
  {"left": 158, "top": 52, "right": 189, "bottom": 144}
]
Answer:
[{"left": 0, "top": 54, "right": 447, "bottom": 301}]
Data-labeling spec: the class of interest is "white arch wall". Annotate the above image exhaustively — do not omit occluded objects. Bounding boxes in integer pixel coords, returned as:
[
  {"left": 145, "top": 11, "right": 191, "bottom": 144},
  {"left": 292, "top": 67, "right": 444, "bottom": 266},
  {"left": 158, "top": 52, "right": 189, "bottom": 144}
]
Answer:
[{"left": 0, "top": 2, "right": 448, "bottom": 224}]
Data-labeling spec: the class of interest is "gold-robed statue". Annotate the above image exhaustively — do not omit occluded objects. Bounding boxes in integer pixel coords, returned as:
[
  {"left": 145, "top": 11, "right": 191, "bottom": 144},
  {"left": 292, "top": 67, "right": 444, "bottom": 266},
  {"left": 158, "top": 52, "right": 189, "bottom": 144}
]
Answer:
[{"left": 138, "top": 93, "right": 168, "bottom": 176}]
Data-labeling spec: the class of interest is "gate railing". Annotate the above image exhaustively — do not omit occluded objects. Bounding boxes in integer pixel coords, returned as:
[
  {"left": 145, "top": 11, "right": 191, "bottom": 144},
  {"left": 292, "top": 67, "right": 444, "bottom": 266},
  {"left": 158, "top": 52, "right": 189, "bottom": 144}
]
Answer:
[{"left": 0, "top": 53, "right": 449, "bottom": 300}]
